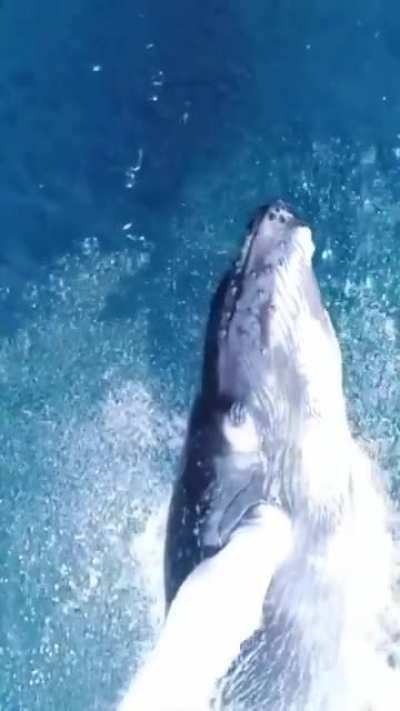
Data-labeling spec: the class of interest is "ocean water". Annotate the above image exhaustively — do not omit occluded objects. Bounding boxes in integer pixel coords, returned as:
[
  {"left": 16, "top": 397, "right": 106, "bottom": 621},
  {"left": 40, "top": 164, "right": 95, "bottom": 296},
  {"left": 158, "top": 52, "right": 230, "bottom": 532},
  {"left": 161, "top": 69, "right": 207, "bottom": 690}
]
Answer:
[{"left": 1, "top": 2, "right": 400, "bottom": 709}]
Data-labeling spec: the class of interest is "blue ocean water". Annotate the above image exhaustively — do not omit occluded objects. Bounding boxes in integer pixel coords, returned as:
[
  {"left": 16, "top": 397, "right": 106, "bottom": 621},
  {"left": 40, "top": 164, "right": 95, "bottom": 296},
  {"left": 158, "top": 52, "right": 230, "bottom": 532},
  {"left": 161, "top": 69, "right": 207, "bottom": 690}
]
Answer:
[{"left": 1, "top": 2, "right": 400, "bottom": 709}]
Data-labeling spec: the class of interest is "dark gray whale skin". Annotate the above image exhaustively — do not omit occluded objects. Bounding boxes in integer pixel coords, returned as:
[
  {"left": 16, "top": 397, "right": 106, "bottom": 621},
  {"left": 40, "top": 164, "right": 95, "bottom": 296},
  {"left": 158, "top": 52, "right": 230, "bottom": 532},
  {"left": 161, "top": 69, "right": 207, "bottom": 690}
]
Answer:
[{"left": 164, "top": 201, "right": 309, "bottom": 607}]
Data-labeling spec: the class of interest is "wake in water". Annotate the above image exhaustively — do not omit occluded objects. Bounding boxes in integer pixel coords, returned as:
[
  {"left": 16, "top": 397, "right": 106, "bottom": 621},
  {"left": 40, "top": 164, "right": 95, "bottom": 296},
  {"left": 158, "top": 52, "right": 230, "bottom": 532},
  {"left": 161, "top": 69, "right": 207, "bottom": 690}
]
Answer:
[{"left": 118, "top": 202, "right": 400, "bottom": 711}]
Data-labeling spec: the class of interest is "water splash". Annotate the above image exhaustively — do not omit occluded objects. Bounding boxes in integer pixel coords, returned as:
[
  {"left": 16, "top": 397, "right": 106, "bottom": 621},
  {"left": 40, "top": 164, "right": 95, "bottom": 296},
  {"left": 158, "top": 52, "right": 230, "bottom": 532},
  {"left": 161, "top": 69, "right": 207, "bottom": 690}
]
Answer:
[
  {"left": 0, "top": 238, "right": 184, "bottom": 710},
  {"left": 2, "top": 138, "right": 400, "bottom": 711}
]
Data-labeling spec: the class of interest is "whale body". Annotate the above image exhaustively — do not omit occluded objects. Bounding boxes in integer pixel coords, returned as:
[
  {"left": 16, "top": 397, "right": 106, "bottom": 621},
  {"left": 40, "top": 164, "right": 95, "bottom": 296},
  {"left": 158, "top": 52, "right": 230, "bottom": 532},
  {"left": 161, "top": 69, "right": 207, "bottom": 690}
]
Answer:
[
  {"left": 118, "top": 202, "right": 396, "bottom": 711},
  {"left": 165, "top": 201, "right": 347, "bottom": 607}
]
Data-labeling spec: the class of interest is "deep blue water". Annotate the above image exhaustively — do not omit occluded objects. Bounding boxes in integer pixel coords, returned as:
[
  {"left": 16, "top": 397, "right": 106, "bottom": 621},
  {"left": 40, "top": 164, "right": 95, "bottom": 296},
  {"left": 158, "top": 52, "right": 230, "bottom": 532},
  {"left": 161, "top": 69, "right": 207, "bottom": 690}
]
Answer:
[{"left": 1, "top": 2, "right": 400, "bottom": 709}]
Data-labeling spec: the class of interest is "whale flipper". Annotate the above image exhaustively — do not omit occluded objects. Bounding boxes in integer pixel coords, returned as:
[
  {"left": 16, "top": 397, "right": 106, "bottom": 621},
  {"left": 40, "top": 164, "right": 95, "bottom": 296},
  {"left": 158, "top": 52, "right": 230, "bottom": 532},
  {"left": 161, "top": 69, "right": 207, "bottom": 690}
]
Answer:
[{"left": 119, "top": 503, "right": 293, "bottom": 711}]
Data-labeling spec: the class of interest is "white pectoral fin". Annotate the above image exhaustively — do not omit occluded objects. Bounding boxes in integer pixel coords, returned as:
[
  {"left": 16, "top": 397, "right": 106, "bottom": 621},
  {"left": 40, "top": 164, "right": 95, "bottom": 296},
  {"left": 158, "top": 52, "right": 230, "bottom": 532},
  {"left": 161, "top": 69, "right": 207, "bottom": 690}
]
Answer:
[{"left": 118, "top": 503, "right": 293, "bottom": 711}]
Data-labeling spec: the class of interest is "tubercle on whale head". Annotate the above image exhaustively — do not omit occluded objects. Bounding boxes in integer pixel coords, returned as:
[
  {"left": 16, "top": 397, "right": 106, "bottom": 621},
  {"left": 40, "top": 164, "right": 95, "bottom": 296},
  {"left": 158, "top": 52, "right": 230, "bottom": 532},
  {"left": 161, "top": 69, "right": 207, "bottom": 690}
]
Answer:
[{"left": 225, "top": 203, "right": 312, "bottom": 310}]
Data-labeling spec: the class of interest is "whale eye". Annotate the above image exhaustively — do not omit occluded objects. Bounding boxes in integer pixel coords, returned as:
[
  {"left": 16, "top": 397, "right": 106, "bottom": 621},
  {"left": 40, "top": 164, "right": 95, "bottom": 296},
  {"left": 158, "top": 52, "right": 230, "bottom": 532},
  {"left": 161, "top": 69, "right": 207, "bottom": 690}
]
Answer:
[
  {"left": 229, "top": 401, "right": 246, "bottom": 427},
  {"left": 222, "top": 407, "right": 259, "bottom": 453}
]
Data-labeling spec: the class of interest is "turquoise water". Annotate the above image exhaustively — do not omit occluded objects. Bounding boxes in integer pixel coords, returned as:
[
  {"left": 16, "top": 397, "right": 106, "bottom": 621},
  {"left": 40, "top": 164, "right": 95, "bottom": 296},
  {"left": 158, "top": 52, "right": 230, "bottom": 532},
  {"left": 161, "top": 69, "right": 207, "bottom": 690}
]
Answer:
[{"left": 1, "top": 2, "right": 400, "bottom": 709}]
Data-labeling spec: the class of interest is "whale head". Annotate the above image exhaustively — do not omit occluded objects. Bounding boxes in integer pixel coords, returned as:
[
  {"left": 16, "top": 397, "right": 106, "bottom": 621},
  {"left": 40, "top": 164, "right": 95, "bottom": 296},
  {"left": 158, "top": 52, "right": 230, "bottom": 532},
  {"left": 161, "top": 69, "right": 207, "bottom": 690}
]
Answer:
[{"left": 203, "top": 201, "right": 344, "bottom": 443}]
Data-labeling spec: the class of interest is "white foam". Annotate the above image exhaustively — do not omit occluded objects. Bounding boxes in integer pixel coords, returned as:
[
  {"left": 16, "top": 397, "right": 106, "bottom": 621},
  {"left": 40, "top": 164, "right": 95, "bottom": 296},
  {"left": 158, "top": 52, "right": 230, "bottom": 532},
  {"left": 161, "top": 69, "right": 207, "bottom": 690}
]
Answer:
[{"left": 129, "top": 498, "right": 171, "bottom": 634}]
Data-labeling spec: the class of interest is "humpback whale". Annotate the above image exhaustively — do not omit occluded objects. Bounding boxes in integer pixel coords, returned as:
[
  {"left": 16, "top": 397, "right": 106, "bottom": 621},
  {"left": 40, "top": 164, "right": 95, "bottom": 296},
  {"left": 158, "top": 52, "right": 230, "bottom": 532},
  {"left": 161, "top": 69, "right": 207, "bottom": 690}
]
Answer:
[
  {"left": 164, "top": 200, "right": 347, "bottom": 608},
  {"left": 118, "top": 202, "right": 396, "bottom": 711}
]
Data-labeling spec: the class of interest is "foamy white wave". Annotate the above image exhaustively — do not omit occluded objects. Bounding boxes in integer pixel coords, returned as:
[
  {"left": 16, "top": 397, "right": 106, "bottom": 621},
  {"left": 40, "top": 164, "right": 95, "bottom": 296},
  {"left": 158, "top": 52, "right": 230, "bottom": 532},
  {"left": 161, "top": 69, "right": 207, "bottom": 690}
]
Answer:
[
  {"left": 301, "top": 443, "right": 400, "bottom": 711},
  {"left": 129, "top": 498, "right": 171, "bottom": 636}
]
